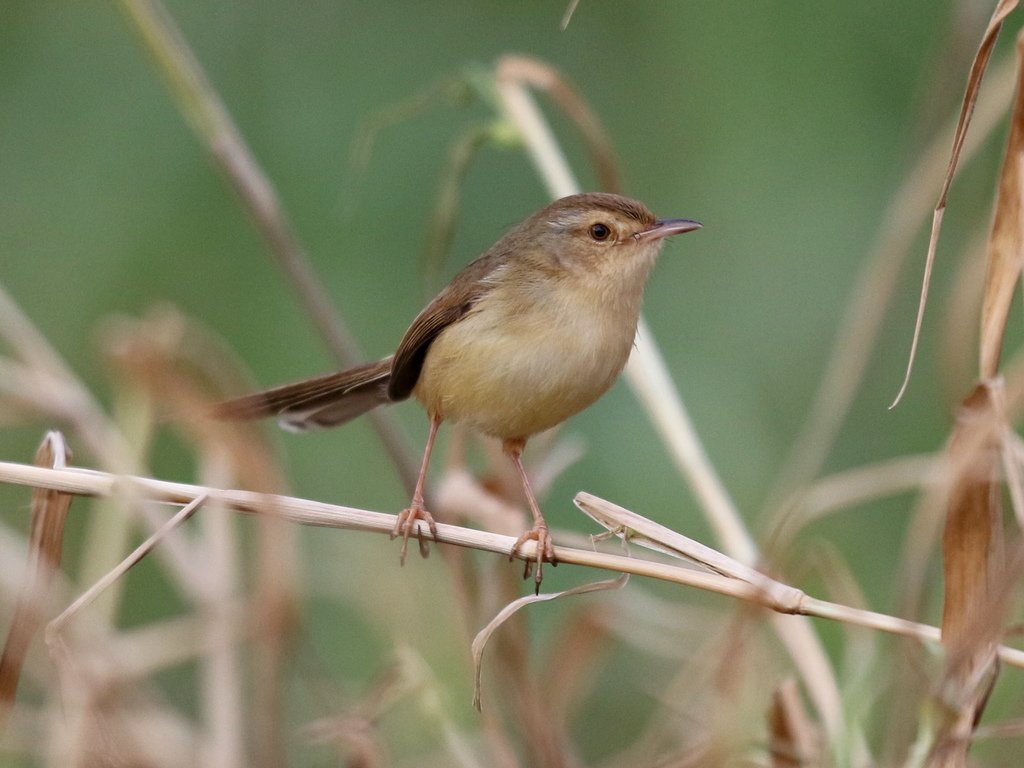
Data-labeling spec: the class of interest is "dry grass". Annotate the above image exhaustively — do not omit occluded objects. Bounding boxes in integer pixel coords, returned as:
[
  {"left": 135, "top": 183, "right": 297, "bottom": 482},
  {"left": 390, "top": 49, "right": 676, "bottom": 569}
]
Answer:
[{"left": 3, "top": 1, "right": 1024, "bottom": 766}]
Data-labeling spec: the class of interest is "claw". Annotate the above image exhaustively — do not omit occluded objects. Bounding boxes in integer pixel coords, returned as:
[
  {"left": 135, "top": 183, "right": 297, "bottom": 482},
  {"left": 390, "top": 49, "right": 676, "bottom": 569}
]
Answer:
[
  {"left": 510, "top": 524, "right": 556, "bottom": 593},
  {"left": 392, "top": 505, "right": 437, "bottom": 563}
]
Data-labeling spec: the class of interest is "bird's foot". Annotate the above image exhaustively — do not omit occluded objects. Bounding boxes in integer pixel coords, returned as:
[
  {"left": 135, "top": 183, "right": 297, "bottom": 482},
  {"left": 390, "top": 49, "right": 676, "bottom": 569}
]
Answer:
[
  {"left": 392, "top": 504, "right": 438, "bottom": 563},
  {"left": 510, "top": 523, "right": 556, "bottom": 594}
]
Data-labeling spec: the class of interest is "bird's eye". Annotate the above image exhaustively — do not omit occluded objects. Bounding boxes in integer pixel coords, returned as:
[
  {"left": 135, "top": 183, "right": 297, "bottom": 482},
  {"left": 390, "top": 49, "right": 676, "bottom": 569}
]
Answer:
[{"left": 589, "top": 222, "right": 612, "bottom": 241}]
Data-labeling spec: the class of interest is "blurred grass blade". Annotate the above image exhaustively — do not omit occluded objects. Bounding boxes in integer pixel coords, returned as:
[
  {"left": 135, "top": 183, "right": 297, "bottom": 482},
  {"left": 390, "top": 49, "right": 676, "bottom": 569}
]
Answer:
[
  {"left": 560, "top": 0, "right": 581, "bottom": 29},
  {"left": 980, "top": 28, "right": 1024, "bottom": 377},
  {"left": 891, "top": 0, "right": 1019, "bottom": 407},
  {"left": 768, "top": 678, "right": 819, "bottom": 767},
  {"left": 0, "top": 432, "right": 72, "bottom": 729}
]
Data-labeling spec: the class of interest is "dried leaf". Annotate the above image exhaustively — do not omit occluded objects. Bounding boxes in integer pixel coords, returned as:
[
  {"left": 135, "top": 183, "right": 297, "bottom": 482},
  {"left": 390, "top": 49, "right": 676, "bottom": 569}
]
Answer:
[
  {"left": 942, "top": 383, "right": 1003, "bottom": 653},
  {"left": 930, "top": 381, "right": 1007, "bottom": 765},
  {"left": 892, "top": 0, "right": 1020, "bottom": 406},
  {"left": 471, "top": 574, "right": 627, "bottom": 711},
  {"left": 0, "top": 431, "right": 72, "bottom": 729}
]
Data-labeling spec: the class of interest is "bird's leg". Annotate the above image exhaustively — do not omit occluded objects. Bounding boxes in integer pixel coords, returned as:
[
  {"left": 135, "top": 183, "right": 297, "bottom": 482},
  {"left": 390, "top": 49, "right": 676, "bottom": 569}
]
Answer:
[
  {"left": 392, "top": 415, "right": 441, "bottom": 562},
  {"left": 505, "top": 438, "right": 556, "bottom": 591}
]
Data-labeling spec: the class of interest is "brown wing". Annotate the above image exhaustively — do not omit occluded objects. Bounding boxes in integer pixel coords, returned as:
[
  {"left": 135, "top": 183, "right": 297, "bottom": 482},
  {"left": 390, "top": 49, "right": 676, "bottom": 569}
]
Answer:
[
  {"left": 387, "top": 250, "right": 506, "bottom": 401},
  {"left": 214, "top": 357, "right": 392, "bottom": 430}
]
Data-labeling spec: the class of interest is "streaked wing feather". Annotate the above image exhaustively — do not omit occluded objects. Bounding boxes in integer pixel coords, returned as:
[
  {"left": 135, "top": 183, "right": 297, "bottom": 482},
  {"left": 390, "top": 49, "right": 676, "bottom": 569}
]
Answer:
[
  {"left": 277, "top": 386, "right": 390, "bottom": 431},
  {"left": 388, "top": 254, "right": 504, "bottom": 401}
]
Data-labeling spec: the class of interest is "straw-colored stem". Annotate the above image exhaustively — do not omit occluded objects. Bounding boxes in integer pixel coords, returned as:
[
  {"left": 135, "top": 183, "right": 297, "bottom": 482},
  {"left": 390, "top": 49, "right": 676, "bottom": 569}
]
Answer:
[{"left": 6, "top": 460, "right": 1023, "bottom": 671}]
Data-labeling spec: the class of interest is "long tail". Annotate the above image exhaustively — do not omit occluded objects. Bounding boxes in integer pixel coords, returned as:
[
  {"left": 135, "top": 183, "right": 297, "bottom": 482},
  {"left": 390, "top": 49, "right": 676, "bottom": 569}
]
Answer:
[{"left": 213, "top": 357, "right": 394, "bottom": 431}]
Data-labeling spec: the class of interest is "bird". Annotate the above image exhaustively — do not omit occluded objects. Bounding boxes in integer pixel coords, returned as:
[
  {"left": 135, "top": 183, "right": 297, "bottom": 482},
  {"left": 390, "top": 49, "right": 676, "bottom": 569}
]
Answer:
[{"left": 214, "top": 192, "right": 701, "bottom": 588}]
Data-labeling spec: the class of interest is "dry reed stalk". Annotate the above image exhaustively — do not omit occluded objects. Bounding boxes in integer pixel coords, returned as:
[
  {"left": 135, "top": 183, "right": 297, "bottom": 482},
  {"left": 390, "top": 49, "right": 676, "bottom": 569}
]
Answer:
[
  {"left": 889, "top": 329, "right": 1024, "bottom": 636},
  {"left": 4, "top": 459, "right": 1024, "bottom": 676}
]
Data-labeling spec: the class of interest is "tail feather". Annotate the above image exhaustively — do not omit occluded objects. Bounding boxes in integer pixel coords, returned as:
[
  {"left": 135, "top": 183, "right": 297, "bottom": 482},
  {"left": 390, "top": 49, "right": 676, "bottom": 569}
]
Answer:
[{"left": 213, "top": 357, "right": 394, "bottom": 430}]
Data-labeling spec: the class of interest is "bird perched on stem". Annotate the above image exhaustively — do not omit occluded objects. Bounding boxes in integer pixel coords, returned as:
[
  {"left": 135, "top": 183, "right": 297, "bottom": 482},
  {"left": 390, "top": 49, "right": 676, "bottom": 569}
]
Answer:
[{"left": 215, "top": 192, "right": 701, "bottom": 589}]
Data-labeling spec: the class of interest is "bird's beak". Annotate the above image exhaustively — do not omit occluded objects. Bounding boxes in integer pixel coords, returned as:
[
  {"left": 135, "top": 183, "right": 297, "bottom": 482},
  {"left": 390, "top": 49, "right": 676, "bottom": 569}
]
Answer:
[{"left": 634, "top": 218, "right": 702, "bottom": 243}]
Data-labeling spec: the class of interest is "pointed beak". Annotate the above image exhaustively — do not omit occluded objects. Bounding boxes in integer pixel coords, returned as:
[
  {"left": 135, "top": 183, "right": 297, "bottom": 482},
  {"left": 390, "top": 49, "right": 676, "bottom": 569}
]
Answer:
[{"left": 634, "top": 218, "right": 702, "bottom": 244}]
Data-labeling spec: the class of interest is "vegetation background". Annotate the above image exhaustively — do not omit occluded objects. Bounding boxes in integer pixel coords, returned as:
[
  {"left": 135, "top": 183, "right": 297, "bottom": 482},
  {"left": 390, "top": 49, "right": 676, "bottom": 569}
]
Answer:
[{"left": 2, "top": 0, "right": 1022, "bottom": 765}]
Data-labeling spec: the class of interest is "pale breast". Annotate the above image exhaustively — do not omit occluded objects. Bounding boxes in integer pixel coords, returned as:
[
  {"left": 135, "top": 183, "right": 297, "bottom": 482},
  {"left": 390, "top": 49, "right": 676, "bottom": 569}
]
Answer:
[{"left": 413, "top": 286, "right": 637, "bottom": 440}]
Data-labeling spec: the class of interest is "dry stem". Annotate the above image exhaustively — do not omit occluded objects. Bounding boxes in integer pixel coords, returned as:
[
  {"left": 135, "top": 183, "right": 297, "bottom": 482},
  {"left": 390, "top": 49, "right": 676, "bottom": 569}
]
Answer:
[{"left": 3, "top": 459, "right": 1023, "bottom": 671}]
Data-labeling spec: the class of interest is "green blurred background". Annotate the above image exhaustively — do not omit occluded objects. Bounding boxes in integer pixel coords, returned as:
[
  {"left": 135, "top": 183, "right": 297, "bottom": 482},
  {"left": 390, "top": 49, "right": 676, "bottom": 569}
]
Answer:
[{"left": 2, "top": 0, "right": 1021, "bottom": 762}]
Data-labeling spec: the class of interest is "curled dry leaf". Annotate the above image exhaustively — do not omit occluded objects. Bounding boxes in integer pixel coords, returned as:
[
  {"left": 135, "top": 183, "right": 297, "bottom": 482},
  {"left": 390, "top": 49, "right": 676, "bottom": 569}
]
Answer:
[
  {"left": 471, "top": 573, "right": 627, "bottom": 711},
  {"left": 931, "top": 381, "right": 1007, "bottom": 764},
  {"left": 943, "top": 382, "right": 1004, "bottom": 655}
]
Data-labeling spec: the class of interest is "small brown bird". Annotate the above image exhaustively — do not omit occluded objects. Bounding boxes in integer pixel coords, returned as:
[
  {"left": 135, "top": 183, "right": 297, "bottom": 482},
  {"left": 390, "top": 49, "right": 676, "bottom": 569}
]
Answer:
[{"left": 215, "top": 193, "right": 700, "bottom": 587}]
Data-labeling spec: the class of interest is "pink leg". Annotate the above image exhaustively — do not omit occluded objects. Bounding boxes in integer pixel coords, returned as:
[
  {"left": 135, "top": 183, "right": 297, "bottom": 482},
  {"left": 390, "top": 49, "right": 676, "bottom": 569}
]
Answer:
[
  {"left": 392, "top": 415, "right": 441, "bottom": 563},
  {"left": 505, "top": 438, "right": 556, "bottom": 592}
]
